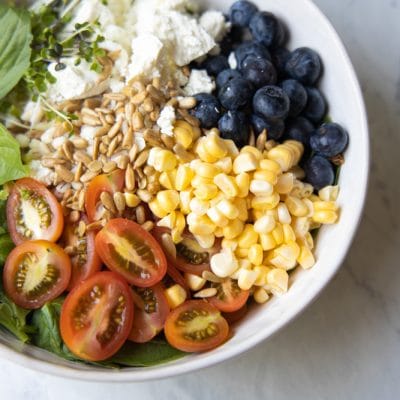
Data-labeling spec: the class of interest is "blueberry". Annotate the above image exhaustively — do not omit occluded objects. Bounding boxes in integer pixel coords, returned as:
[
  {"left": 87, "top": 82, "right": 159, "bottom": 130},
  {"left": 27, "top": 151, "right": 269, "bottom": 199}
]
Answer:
[
  {"left": 304, "top": 155, "right": 335, "bottom": 190},
  {"left": 280, "top": 79, "right": 308, "bottom": 117},
  {"left": 310, "top": 122, "right": 349, "bottom": 157},
  {"left": 220, "top": 26, "right": 244, "bottom": 56},
  {"left": 218, "top": 111, "right": 250, "bottom": 148},
  {"left": 240, "top": 57, "right": 277, "bottom": 88},
  {"left": 218, "top": 77, "right": 253, "bottom": 110},
  {"left": 285, "top": 47, "right": 322, "bottom": 85},
  {"left": 203, "top": 55, "right": 230, "bottom": 77},
  {"left": 229, "top": 1, "right": 258, "bottom": 27},
  {"left": 251, "top": 114, "right": 285, "bottom": 140},
  {"left": 235, "top": 41, "right": 271, "bottom": 69},
  {"left": 253, "top": 85, "right": 290, "bottom": 120},
  {"left": 191, "top": 93, "right": 222, "bottom": 129},
  {"left": 302, "top": 87, "right": 327, "bottom": 124},
  {"left": 249, "top": 12, "right": 286, "bottom": 48},
  {"left": 284, "top": 117, "right": 314, "bottom": 145},
  {"left": 271, "top": 47, "right": 290, "bottom": 78},
  {"left": 216, "top": 69, "right": 242, "bottom": 89}
]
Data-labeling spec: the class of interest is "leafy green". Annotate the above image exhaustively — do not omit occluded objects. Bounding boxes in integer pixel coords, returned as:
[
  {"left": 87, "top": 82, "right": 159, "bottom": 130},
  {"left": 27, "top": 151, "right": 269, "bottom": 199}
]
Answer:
[
  {"left": 0, "top": 123, "right": 28, "bottom": 185},
  {"left": 0, "top": 284, "right": 34, "bottom": 342},
  {"left": 107, "top": 339, "right": 187, "bottom": 367},
  {"left": 31, "top": 297, "right": 78, "bottom": 361},
  {"left": 0, "top": 234, "right": 13, "bottom": 265},
  {"left": 0, "top": 5, "right": 32, "bottom": 100}
]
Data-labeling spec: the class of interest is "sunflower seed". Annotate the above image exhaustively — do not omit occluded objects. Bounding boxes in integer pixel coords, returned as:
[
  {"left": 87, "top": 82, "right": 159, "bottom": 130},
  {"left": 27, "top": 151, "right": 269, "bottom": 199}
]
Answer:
[
  {"left": 88, "top": 160, "right": 103, "bottom": 173},
  {"left": 100, "top": 192, "right": 116, "bottom": 214},
  {"left": 194, "top": 288, "right": 217, "bottom": 298},
  {"left": 133, "top": 149, "right": 149, "bottom": 169},
  {"left": 125, "top": 164, "right": 135, "bottom": 191},
  {"left": 161, "top": 233, "right": 176, "bottom": 259},
  {"left": 141, "top": 221, "right": 154, "bottom": 231},
  {"left": 55, "top": 165, "right": 74, "bottom": 183},
  {"left": 178, "top": 97, "right": 196, "bottom": 109},
  {"left": 108, "top": 118, "right": 123, "bottom": 139},
  {"left": 113, "top": 192, "right": 126, "bottom": 213},
  {"left": 135, "top": 206, "right": 146, "bottom": 225},
  {"left": 103, "top": 161, "right": 117, "bottom": 173},
  {"left": 202, "top": 271, "right": 224, "bottom": 283}
]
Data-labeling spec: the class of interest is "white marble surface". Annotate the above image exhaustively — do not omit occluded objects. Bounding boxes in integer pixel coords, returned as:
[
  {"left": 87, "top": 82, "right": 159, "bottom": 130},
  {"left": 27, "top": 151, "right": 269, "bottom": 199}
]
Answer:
[{"left": 1, "top": 0, "right": 400, "bottom": 398}]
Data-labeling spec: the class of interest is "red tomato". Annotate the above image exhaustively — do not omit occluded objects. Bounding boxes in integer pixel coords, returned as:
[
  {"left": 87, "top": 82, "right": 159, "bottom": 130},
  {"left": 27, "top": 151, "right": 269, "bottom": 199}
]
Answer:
[
  {"left": 3, "top": 240, "right": 71, "bottom": 309},
  {"left": 208, "top": 279, "right": 250, "bottom": 313},
  {"left": 222, "top": 304, "right": 248, "bottom": 325},
  {"left": 152, "top": 228, "right": 219, "bottom": 277},
  {"left": 6, "top": 178, "right": 64, "bottom": 245},
  {"left": 61, "top": 214, "right": 102, "bottom": 290},
  {"left": 164, "top": 300, "right": 229, "bottom": 352},
  {"left": 129, "top": 283, "right": 170, "bottom": 343},
  {"left": 85, "top": 170, "right": 125, "bottom": 222},
  {"left": 95, "top": 219, "right": 167, "bottom": 287},
  {"left": 60, "top": 271, "right": 134, "bottom": 361}
]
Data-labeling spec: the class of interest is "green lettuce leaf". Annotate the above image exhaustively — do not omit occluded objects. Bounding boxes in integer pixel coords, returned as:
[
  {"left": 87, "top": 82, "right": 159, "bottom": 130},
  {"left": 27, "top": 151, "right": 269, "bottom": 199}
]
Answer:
[
  {"left": 0, "top": 123, "right": 28, "bottom": 185},
  {"left": 0, "top": 5, "right": 32, "bottom": 100}
]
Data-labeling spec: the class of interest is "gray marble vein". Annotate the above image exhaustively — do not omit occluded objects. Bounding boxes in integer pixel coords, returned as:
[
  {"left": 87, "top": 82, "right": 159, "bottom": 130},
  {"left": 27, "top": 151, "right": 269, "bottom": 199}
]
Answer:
[{"left": 1, "top": 0, "right": 400, "bottom": 398}]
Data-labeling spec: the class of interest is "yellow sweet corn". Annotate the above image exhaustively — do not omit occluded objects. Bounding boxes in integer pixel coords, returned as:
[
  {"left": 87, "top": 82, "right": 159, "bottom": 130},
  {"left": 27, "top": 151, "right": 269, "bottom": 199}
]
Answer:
[
  {"left": 223, "top": 219, "right": 245, "bottom": 239},
  {"left": 253, "top": 287, "right": 269, "bottom": 304},
  {"left": 275, "top": 172, "right": 295, "bottom": 194},
  {"left": 171, "top": 211, "right": 186, "bottom": 243},
  {"left": 235, "top": 247, "right": 249, "bottom": 258},
  {"left": 189, "top": 197, "right": 209, "bottom": 215},
  {"left": 149, "top": 199, "right": 169, "bottom": 218},
  {"left": 271, "top": 223, "right": 284, "bottom": 245},
  {"left": 214, "top": 157, "right": 233, "bottom": 174},
  {"left": 312, "top": 210, "right": 338, "bottom": 224},
  {"left": 193, "top": 233, "right": 215, "bottom": 249},
  {"left": 259, "top": 158, "right": 282, "bottom": 174},
  {"left": 175, "top": 164, "right": 194, "bottom": 191},
  {"left": 237, "top": 224, "right": 258, "bottom": 248},
  {"left": 318, "top": 185, "right": 339, "bottom": 202},
  {"left": 240, "top": 146, "right": 263, "bottom": 160},
  {"left": 253, "top": 169, "right": 278, "bottom": 185},
  {"left": 267, "top": 145, "right": 294, "bottom": 171},
  {"left": 214, "top": 173, "right": 239, "bottom": 198},
  {"left": 174, "top": 120, "right": 194, "bottom": 149},
  {"left": 195, "top": 138, "right": 219, "bottom": 163},
  {"left": 238, "top": 268, "right": 258, "bottom": 290},
  {"left": 197, "top": 162, "right": 221, "bottom": 179},
  {"left": 251, "top": 192, "right": 280, "bottom": 210},
  {"left": 152, "top": 149, "right": 177, "bottom": 172},
  {"left": 184, "top": 273, "right": 206, "bottom": 291},
  {"left": 277, "top": 203, "right": 292, "bottom": 224},
  {"left": 282, "top": 224, "right": 296, "bottom": 243},
  {"left": 249, "top": 179, "right": 274, "bottom": 196},
  {"left": 165, "top": 284, "right": 187, "bottom": 309},
  {"left": 254, "top": 215, "right": 276, "bottom": 234},
  {"left": 248, "top": 243, "right": 263, "bottom": 266},
  {"left": 179, "top": 189, "right": 193, "bottom": 214},
  {"left": 253, "top": 266, "right": 272, "bottom": 286},
  {"left": 297, "top": 245, "right": 315, "bottom": 269},
  {"left": 233, "top": 152, "right": 258, "bottom": 174},
  {"left": 159, "top": 170, "right": 176, "bottom": 190},
  {"left": 235, "top": 173, "right": 250, "bottom": 198},
  {"left": 188, "top": 214, "right": 215, "bottom": 235},
  {"left": 259, "top": 233, "right": 277, "bottom": 251},
  {"left": 285, "top": 195, "right": 309, "bottom": 217},
  {"left": 265, "top": 268, "right": 289, "bottom": 295},
  {"left": 157, "top": 212, "right": 176, "bottom": 229},
  {"left": 193, "top": 183, "right": 219, "bottom": 200},
  {"left": 191, "top": 175, "right": 213, "bottom": 188},
  {"left": 216, "top": 198, "right": 239, "bottom": 220},
  {"left": 267, "top": 241, "right": 300, "bottom": 270},
  {"left": 234, "top": 198, "right": 249, "bottom": 221},
  {"left": 221, "top": 238, "right": 238, "bottom": 250},
  {"left": 157, "top": 190, "right": 180, "bottom": 213},
  {"left": 203, "top": 131, "right": 228, "bottom": 159},
  {"left": 124, "top": 192, "right": 140, "bottom": 208},
  {"left": 207, "top": 206, "right": 229, "bottom": 227}
]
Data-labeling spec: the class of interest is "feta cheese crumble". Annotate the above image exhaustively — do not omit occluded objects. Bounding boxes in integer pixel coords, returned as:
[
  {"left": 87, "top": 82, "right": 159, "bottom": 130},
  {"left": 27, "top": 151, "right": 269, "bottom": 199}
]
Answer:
[
  {"left": 184, "top": 70, "right": 216, "bottom": 96},
  {"left": 199, "top": 10, "right": 231, "bottom": 42},
  {"left": 157, "top": 105, "right": 177, "bottom": 136}
]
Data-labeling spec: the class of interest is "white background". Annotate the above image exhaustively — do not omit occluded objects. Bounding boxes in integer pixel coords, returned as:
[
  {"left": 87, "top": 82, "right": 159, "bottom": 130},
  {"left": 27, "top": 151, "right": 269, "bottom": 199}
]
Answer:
[{"left": 1, "top": 0, "right": 400, "bottom": 398}]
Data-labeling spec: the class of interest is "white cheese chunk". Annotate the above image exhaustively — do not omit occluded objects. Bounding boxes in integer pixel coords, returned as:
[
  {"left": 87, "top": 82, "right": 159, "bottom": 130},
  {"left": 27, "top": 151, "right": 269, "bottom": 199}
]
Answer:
[
  {"left": 184, "top": 70, "right": 216, "bottom": 96},
  {"left": 29, "top": 160, "right": 55, "bottom": 186},
  {"left": 200, "top": 10, "right": 231, "bottom": 42},
  {"left": 157, "top": 105, "right": 176, "bottom": 136}
]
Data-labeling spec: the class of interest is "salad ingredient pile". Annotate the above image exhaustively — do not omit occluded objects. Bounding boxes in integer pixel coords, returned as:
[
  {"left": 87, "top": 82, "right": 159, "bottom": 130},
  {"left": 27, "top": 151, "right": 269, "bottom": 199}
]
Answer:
[{"left": 0, "top": 0, "right": 348, "bottom": 365}]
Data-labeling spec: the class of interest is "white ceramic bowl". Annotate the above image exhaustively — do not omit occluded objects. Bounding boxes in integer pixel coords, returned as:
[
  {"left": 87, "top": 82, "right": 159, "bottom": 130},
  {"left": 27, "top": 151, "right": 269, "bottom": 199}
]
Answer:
[{"left": 0, "top": 0, "right": 369, "bottom": 381}]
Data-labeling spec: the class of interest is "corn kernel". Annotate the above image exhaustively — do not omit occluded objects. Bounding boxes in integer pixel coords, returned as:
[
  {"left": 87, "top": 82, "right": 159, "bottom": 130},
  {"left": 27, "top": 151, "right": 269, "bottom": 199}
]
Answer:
[
  {"left": 260, "top": 233, "right": 277, "bottom": 251},
  {"left": 179, "top": 189, "right": 192, "bottom": 214},
  {"left": 190, "top": 197, "right": 209, "bottom": 216},
  {"left": 259, "top": 159, "right": 282, "bottom": 174},
  {"left": 149, "top": 199, "right": 169, "bottom": 218},
  {"left": 184, "top": 273, "right": 206, "bottom": 291},
  {"left": 197, "top": 162, "right": 221, "bottom": 179},
  {"left": 251, "top": 192, "right": 280, "bottom": 210},
  {"left": 284, "top": 140, "right": 304, "bottom": 163},
  {"left": 313, "top": 201, "right": 338, "bottom": 212},
  {"left": 159, "top": 170, "right": 176, "bottom": 190},
  {"left": 253, "top": 169, "right": 278, "bottom": 185},
  {"left": 172, "top": 212, "right": 186, "bottom": 243},
  {"left": 292, "top": 217, "right": 310, "bottom": 238},
  {"left": 214, "top": 157, "right": 232, "bottom": 174},
  {"left": 233, "top": 152, "right": 258, "bottom": 174},
  {"left": 235, "top": 173, "right": 250, "bottom": 198},
  {"left": 238, "top": 268, "right": 258, "bottom": 290},
  {"left": 194, "top": 183, "right": 219, "bottom": 200},
  {"left": 303, "top": 198, "right": 314, "bottom": 217},
  {"left": 282, "top": 224, "right": 296, "bottom": 242},
  {"left": 236, "top": 247, "right": 249, "bottom": 258},
  {"left": 248, "top": 244, "right": 263, "bottom": 266},
  {"left": 253, "top": 287, "right": 269, "bottom": 304},
  {"left": 238, "top": 258, "right": 252, "bottom": 270},
  {"left": 214, "top": 227, "right": 224, "bottom": 237},
  {"left": 157, "top": 212, "right": 176, "bottom": 229},
  {"left": 276, "top": 173, "right": 294, "bottom": 194},
  {"left": 124, "top": 192, "right": 140, "bottom": 208},
  {"left": 272, "top": 223, "right": 284, "bottom": 245},
  {"left": 214, "top": 173, "right": 239, "bottom": 198},
  {"left": 196, "top": 138, "right": 219, "bottom": 163},
  {"left": 174, "top": 123, "right": 193, "bottom": 149},
  {"left": 191, "top": 175, "right": 213, "bottom": 188},
  {"left": 203, "top": 132, "right": 228, "bottom": 159},
  {"left": 233, "top": 198, "right": 249, "bottom": 221},
  {"left": 193, "top": 233, "right": 215, "bottom": 249},
  {"left": 240, "top": 146, "right": 263, "bottom": 160},
  {"left": 237, "top": 224, "right": 258, "bottom": 248},
  {"left": 221, "top": 238, "right": 238, "bottom": 251},
  {"left": 152, "top": 149, "right": 177, "bottom": 172},
  {"left": 265, "top": 268, "right": 289, "bottom": 295},
  {"left": 223, "top": 219, "right": 244, "bottom": 239},
  {"left": 285, "top": 196, "right": 309, "bottom": 217},
  {"left": 210, "top": 248, "right": 238, "bottom": 278},
  {"left": 254, "top": 215, "right": 276, "bottom": 234},
  {"left": 289, "top": 165, "right": 305, "bottom": 180},
  {"left": 175, "top": 164, "right": 194, "bottom": 191},
  {"left": 304, "top": 232, "right": 314, "bottom": 249},
  {"left": 268, "top": 242, "right": 300, "bottom": 270},
  {"left": 277, "top": 203, "right": 292, "bottom": 224},
  {"left": 319, "top": 185, "right": 339, "bottom": 201},
  {"left": 298, "top": 245, "right": 315, "bottom": 269},
  {"left": 313, "top": 210, "right": 338, "bottom": 224},
  {"left": 216, "top": 199, "right": 239, "bottom": 220},
  {"left": 207, "top": 206, "right": 229, "bottom": 227},
  {"left": 250, "top": 178, "right": 274, "bottom": 196},
  {"left": 157, "top": 190, "right": 180, "bottom": 213},
  {"left": 165, "top": 284, "right": 187, "bottom": 309},
  {"left": 267, "top": 145, "right": 293, "bottom": 171},
  {"left": 301, "top": 183, "right": 314, "bottom": 198},
  {"left": 253, "top": 266, "right": 271, "bottom": 286},
  {"left": 188, "top": 214, "right": 215, "bottom": 235},
  {"left": 224, "top": 139, "right": 240, "bottom": 158}
]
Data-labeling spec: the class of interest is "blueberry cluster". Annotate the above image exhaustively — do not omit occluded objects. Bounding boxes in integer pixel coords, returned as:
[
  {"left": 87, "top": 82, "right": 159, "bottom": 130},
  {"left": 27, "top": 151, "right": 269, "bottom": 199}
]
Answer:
[{"left": 191, "top": 0, "right": 349, "bottom": 191}]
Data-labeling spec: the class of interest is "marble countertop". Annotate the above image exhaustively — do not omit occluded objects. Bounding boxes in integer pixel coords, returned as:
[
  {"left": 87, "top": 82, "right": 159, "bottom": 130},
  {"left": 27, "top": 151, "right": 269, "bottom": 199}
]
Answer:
[{"left": 1, "top": 0, "right": 399, "bottom": 398}]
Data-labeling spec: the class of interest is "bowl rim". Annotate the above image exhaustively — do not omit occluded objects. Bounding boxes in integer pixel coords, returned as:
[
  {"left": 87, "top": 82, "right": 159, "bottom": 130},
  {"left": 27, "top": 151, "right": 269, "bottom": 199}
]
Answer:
[{"left": 0, "top": 0, "right": 370, "bottom": 382}]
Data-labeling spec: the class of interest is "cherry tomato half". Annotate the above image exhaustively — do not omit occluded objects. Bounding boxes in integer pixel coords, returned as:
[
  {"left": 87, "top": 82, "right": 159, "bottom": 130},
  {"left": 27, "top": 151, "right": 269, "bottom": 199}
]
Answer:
[
  {"left": 85, "top": 170, "right": 125, "bottom": 222},
  {"left": 129, "top": 283, "right": 170, "bottom": 343},
  {"left": 3, "top": 240, "right": 71, "bottom": 309},
  {"left": 164, "top": 300, "right": 229, "bottom": 352},
  {"left": 61, "top": 214, "right": 102, "bottom": 291},
  {"left": 60, "top": 271, "right": 134, "bottom": 361},
  {"left": 95, "top": 219, "right": 167, "bottom": 287},
  {"left": 6, "top": 178, "right": 64, "bottom": 245},
  {"left": 208, "top": 279, "right": 250, "bottom": 313}
]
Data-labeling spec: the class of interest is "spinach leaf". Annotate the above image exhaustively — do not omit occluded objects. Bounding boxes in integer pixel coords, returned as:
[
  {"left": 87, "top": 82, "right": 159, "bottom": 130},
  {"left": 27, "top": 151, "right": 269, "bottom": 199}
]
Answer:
[
  {"left": 0, "top": 284, "right": 34, "bottom": 342},
  {"left": 31, "top": 298, "right": 78, "bottom": 361},
  {"left": 0, "top": 234, "right": 13, "bottom": 265},
  {"left": 106, "top": 339, "right": 187, "bottom": 367},
  {"left": 0, "top": 123, "right": 28, "bottom": 185},
  {"left": 0, "top": 5, "right": 32, "bottom": 100}
]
